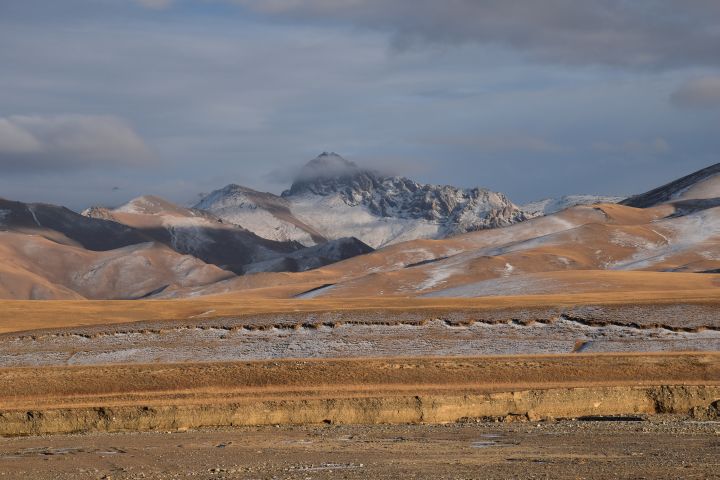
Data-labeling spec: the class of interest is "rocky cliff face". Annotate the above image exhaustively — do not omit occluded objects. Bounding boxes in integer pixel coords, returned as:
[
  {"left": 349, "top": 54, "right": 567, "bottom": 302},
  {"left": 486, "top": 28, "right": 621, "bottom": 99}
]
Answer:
[{"left": 283, "top": 152, "right": 527, "bottom": 232}]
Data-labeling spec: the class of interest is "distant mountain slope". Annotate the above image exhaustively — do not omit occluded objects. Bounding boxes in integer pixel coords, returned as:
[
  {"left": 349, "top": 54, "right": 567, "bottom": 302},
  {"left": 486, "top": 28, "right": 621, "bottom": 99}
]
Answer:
[
  {"left": 0, "top": 193, "right": 376, "bottom": 299},
  {"left": 621, "top": 163, "right": 720, "bottom": 208},
  {"left": 196, "top": 152, "right": 528, "bottom": 248},
  {"left": 84, "top": 195, "right": 371, "bottom": 275},
  {"left": 0, "top": 260, "right": 85, "bottom": 300},
  {"left": 243, "top": 237, "right": 373, "bottom": 274},
  {"left": 521, "top": 195, "right": 624, "bottom": 217},
  {"left": 85, "top": 195, "right": 303, "bottom": 274},
  {"left": 0, "top": 197, "right": 149, "bottom": 250},
  {"left": 0, "top": 229, "right": 233, "bottom": 300},
  {"left": 5, "top": 159, "right": 720, "bottom": 301},
  {"left": 173, "top": 162, "right": 720, "bottom": 300}
]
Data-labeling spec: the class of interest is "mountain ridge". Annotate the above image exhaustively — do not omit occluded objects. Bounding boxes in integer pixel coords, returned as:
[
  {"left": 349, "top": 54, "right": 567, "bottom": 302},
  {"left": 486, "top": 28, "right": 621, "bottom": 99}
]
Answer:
[{"left": 2, "top": 159, "right": 719, "bottom": 300}]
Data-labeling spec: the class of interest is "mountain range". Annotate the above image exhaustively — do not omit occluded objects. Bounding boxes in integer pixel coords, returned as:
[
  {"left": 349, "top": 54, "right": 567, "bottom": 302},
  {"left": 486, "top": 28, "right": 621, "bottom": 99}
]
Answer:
[
  {"left": 1, "top": 153, "right": 717, "bottom": 300},
  {"left": 195, "top": 152, "right": 612, "bottom": 248}
]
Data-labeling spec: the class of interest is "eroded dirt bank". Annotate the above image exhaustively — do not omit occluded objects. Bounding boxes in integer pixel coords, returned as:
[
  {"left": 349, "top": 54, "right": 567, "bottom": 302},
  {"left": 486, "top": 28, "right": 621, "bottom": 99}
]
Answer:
[
  {"left": 2, "top": 385, "right": 719, "bottom": 437},
  {"left": 1, "top": 353, "right": 718, "bottom": 436}
]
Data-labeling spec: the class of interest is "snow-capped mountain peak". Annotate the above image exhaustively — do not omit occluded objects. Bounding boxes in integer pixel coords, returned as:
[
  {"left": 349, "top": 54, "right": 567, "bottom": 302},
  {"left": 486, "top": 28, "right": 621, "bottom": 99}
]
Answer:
[{"left": 196, "top": 153, "right": 528, "bottom": 248}]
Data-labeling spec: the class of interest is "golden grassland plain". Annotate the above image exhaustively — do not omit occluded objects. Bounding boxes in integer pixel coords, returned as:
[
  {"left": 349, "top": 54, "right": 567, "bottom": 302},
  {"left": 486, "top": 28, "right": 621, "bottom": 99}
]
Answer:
[
  {"left": 1, "top": 285, "right": 718, "bottom": 438},
  {"left": 1, "top": 285, "right": 719, "bottom": 335}
]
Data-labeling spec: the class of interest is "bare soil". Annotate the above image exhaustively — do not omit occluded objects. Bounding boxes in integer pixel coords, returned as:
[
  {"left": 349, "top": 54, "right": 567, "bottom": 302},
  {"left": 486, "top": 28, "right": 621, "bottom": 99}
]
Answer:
[{"left": 1, "top": 420, "right": 719, "bottom": 479}]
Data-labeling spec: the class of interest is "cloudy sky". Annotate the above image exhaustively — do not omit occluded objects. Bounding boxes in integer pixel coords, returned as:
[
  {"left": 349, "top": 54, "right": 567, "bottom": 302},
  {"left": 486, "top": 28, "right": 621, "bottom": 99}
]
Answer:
[{"left": 1, "top": 0, "right": 719, "bottom": 210}]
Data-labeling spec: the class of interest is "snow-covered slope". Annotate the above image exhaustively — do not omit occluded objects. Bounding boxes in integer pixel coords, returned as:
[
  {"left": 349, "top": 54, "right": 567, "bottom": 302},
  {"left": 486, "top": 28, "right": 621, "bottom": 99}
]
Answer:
[
  {"left": 621, "top": 162, "right": 720, "bottom": 208},
  {"left": 83, "top": 195, "right": 302, "bottom": 274},
  {"left": 196, "top": 152, "right": 528, "bottom": 248},
  {"left": 193, "top": 185, "right": 325, "bottom": 246},
  {"left": 84, "top": 194, "right": 371, "bottom": 275},
  {"left": 521, "top": 195, "right": 624, "bottom": 217}
]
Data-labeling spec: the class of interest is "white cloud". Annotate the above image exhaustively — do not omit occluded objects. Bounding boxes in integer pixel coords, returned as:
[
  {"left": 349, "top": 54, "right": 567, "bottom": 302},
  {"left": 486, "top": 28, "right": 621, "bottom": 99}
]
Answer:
[
  {"left": 0, "top": 114, "right": 152, "bottom": 172},
  {"left": 671, "top": 76, "right": 720, "bottom": 109}
]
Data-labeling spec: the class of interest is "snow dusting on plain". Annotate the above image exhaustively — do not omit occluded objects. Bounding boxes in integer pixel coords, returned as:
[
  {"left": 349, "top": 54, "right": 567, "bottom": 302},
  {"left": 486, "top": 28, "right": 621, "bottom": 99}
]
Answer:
[{"left": 4, "top": 319, "right": 719, "bottom": 367}]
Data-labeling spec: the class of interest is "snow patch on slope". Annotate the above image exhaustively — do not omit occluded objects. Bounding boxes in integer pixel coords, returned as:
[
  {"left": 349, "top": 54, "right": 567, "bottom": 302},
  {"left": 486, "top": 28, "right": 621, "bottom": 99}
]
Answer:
[
  {"left": 289, "top": 193, "right": 442, "bottom": 249},
  {"left": 610, "top": 207, "right": 720, "bottom": 270},
  {"left": 521, "top": 195, "right": 623, "bottom": 217},
  {"left": 194, "top": 184, "right": 318, "bottom": 246}
]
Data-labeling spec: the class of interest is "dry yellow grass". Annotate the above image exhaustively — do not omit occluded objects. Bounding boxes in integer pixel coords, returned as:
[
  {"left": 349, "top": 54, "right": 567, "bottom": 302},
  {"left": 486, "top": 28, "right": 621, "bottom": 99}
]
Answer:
[{"left": 1, "top": 282, "right": 718, "bottom": 334}]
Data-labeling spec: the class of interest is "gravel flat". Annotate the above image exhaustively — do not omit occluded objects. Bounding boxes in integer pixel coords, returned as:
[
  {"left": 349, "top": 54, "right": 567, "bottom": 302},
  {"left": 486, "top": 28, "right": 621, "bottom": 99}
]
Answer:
[{"left": 1, "top": 419, "right": 719, "bottom": 479}]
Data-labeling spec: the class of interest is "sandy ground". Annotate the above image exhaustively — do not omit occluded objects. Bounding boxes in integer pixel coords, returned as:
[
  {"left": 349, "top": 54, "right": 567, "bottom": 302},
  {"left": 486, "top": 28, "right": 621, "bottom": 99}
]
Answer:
[{"left": 1, "top": 420, "right": 719, "bottom": 479}]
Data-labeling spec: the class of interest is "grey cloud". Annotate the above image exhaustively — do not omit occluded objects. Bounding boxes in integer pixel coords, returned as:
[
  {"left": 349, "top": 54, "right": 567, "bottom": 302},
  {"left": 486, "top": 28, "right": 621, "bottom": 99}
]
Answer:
[
  {"left": 262, "top": 165, "right": 303, "bottom": 185},
  {"left": 1, "top": 0, "right": 718, "bottom": 210},
  {"left": 0, "top": 115, "right": 152, "bottom": 173},
  {"left": 426, "top": 134, "right": 572, "bottom": 154},
  {"left": 592, "top": 138, "right": 670, "bottom": 156},
  {"left": 236, "top": 0, "right": 720, "bottom": 69},
  {"left": 671, "top": 76, "right": 720, "bottom": 109},
  {"left": 133, "top": 0, "right": 173, "bottom": 9}
]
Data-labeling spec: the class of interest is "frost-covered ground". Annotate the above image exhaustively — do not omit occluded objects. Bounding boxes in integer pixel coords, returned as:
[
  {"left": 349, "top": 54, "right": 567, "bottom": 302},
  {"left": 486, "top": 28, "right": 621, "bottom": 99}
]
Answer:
[{"left": 3, "top": 319, "right": 719, "bottom": 367}]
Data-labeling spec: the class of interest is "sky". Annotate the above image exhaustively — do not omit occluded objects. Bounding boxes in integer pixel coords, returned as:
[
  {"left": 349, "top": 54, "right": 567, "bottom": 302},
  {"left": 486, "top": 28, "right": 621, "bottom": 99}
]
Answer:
[{"left": 1, "top": 0, "right": 719, "bottom": 211}]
